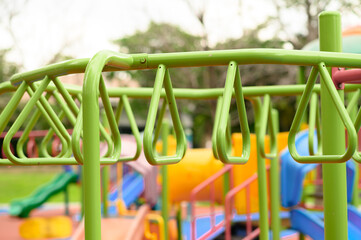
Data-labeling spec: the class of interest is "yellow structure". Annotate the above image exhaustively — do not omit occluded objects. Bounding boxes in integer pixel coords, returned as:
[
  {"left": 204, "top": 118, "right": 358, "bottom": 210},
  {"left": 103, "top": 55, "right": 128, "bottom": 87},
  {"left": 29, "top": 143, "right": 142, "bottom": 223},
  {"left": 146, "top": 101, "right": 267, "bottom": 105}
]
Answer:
[
  {"left": 162, "top": 132, "right": 289, "bottom": 214},
  {"left": 19, "top": 216, "right": 72, "bottom": 239}
]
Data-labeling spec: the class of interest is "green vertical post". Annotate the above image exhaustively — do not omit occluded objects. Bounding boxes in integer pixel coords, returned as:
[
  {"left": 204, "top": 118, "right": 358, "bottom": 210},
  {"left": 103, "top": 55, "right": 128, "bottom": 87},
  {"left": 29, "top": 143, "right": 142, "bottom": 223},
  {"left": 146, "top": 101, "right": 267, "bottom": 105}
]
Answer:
[
  {"left": 348, "top": 92, "right": 359, "bottom": 206},
  {"left": 64, "top": 186, "right": 69, "bottom": 216},
  {"left": 81, "top": 166, "right": 85, "bottom": 218},
  {"left": 83, "top": 78, "right": 102, "bottom": 240},
  {"left": 253, "top": 97, "right": 269, "bottom": 240},
  {"left": 223, "top": 170, "right": 230, "bottom": 197},
  {"left": 270, "top": 109, "right": 280, "bottom": 240},
  {"left": 176, "top": 204, "right": 183, "bottom": 240},
  {"left": 102, "top": 166, "right": 109, "bottom": 217},
  {"left": 319, "top": 11, "right": 348, "bottom": 240},
  {"left": 161, "top": 120, "right": 170, "bottom": 239},
  {"left": 297, "top": 66, "right": 307, "bottom": 126},
  {"left": 101, "top": 110, "right": 110, "bottom": 218},
  {"left": 223, "top": 122, "right": 231, "bottom": 197}
]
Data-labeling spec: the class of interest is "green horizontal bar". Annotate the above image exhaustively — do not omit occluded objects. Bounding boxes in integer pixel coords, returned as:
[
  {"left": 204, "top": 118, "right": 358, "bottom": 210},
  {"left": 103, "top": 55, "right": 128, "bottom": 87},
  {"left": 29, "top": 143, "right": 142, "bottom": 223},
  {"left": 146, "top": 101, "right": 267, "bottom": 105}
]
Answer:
[
  {"left": 106, "top": 84, "right": 361, "bottom": 99},
  {"left": 9, "top": 49, "right": 361, "bottom": 86},
  {"left": 10, "top": 59, "right": 90, "bottom": 86},
  {"left": 147, "top": 49, "right": 361, "bottom": 69},
  {"left": 2, "top": 82, "right": 361, "bottom": 100}
]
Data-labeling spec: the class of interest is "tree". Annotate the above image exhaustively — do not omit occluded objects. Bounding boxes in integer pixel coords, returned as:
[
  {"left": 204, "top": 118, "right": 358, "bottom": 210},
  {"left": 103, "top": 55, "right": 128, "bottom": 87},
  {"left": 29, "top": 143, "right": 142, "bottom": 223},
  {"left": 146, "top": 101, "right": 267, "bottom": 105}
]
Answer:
[
  {"left": 113, "top": 21, "right": 294, "bottom": 145},
  {"left": 271, "top": 0, "right": 361, "bottom": 49},
  {"left": 0, "top": 49, "right": 19, "bottom": 83}
]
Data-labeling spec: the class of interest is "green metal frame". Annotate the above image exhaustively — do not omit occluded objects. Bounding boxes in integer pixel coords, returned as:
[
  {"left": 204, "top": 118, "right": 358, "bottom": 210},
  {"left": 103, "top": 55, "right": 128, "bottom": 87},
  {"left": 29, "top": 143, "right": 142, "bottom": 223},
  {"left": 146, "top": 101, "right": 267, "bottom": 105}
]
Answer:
[
  {"left": 1, "top": 11, "right": 361, "bottom": 240},
  {"left": 216, "top": 61, "right": 251, "bottom": 164}
]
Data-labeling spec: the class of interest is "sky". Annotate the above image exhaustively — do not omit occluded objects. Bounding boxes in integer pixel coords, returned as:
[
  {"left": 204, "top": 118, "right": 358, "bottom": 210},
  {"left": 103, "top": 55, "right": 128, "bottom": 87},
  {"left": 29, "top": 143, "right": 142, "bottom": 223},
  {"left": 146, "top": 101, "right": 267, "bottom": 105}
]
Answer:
[{"left": 0, "top": 0, "right": 360, "bottom": 71}]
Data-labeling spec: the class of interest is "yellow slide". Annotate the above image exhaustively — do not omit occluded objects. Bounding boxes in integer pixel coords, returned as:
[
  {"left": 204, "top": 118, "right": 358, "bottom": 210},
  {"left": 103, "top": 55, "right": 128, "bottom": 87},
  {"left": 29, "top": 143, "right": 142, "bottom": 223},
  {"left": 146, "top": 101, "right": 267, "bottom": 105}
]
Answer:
[{"left": 161, "top": 132, "right": 289, "bottom": 214}]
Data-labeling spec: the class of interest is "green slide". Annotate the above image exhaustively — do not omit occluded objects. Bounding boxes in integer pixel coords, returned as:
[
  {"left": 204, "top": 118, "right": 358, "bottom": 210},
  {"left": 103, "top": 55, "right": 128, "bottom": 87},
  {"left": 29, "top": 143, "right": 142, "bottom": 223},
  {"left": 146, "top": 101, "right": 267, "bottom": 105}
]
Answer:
[{"left": 9, "top": 172, "right": 78, "bottom": 218}]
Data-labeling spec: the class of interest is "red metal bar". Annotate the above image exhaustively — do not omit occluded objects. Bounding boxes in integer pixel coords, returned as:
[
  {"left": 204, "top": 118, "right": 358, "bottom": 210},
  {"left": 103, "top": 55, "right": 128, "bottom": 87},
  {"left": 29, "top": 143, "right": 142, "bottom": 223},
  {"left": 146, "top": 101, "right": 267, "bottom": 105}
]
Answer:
[
  {"left": 225, "top": 173, "right": 258, "bottom": 240},
  {"left": 1, "top": 129, "right": 71, "bottom": 158},
  {"left": 332, "top": 67, "right": 361, "bottom": 89},
  {"left": 210, "top": 182, "right": 215, "bottom": 230},
  {"left": 190, "top": 165, "right": 233, "bottom": 240},
  {"left": 198, "top": 222, "right": 224, "bottom": 240},
  {"left": 243, "top": 227, "right": 260, "bottom": 240},
  {"left": 246, "top": 185, "right": 252, "bottom": 235},
  {"left": 26, "top": 137, "right": 38, "bottom": 158},
  {"left": 225, "top": 166, "right": 270, "bottom": 240}
]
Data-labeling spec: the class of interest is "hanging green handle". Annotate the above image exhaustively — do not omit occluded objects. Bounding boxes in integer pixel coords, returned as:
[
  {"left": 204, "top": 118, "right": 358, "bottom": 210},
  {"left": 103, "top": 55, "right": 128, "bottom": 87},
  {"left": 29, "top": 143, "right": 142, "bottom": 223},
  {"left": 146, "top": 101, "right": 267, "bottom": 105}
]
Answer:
[
  {"left": 308, "top": 92, "right": 322, "bottom": 156},
  {"left": 258, "top": 94, "right": 277, "bottom": 159},
  {"left": 151, "top": 98, "right": 168, "bottom": 151},
  {"left": 16, "top": 92, "right": 67, "bottom": 159},
  {"left": 212, "top": 96, "right": 232, "bottom": 159},
  {"left": 52, "top": 77, "right": 114, "bottom": 160},
  {"left": 28, "top": 83, "right": 72, "bottom": 158},
  {"left": 3, "top": 77, "right": 77, "bottom": 165},
  {"left": 143, "top": 64, "right": 186, "bottom": 165},
  {"left": 347, "top": 89, "right": 360, "bottom": 114},
  {"left": 72, "top": 97, "right": 84, "bottom": 164},
  {"left": 346, "top": 89, "right": 361, "bottom": 162},
  {"left": 73, "top": 77, "right": 123, "bottom": 165},
  {"left": 114, "top": 95, "right": 142, "bottom": 161},
  {"left": 351, "top": 105, "right": 361, "bottom": 163},
  {"left": 289, "top": 63, "right": 357, "bottom": 163},
  {"left": 216, "top": 61, "right": 250, "bottom": 164},
  {"left": 212, "top": 97, "right": 222, "bottom": 159},
  {"left": 39, "top": 89, "right": 81, "bottom": 158}
]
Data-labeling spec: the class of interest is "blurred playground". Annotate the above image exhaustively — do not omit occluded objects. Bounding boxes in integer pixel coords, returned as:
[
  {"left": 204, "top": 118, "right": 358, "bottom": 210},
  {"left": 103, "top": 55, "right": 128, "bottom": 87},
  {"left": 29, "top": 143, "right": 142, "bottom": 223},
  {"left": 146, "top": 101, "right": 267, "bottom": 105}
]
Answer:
[{"left": 1, "top": 2, "right": 361, "bottom": 240}]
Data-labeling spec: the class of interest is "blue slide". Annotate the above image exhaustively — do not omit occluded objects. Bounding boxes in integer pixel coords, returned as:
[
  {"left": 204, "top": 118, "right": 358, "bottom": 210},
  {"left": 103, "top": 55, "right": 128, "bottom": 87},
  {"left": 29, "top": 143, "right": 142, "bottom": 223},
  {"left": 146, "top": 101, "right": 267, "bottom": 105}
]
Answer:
[
  {"left": 281, "top": 130, "right": 361, "bottom": 239},
  {"left": 10, "top": 172, "right": 78, "bottom": 218},
  {"left": 108, "top": 172, "right": 144, "bottom": 210},
  {"left": 182, "top": 214, "right": 225, "bottom": 240}
]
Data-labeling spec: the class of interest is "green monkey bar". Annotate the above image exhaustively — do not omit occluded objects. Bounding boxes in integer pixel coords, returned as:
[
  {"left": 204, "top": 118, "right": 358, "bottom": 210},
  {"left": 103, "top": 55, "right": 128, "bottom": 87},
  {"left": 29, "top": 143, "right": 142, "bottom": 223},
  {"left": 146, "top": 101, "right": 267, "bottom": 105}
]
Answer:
[{"left": 0, "top": 11, "right": 360, "bottom": 240}]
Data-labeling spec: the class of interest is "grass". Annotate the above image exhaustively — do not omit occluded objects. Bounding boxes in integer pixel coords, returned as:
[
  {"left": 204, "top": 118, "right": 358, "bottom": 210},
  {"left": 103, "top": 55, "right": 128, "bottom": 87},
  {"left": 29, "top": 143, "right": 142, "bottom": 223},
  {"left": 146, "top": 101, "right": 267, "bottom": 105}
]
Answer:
[{"left": 0, "top": 166, "right": 81, "bottom": 204}]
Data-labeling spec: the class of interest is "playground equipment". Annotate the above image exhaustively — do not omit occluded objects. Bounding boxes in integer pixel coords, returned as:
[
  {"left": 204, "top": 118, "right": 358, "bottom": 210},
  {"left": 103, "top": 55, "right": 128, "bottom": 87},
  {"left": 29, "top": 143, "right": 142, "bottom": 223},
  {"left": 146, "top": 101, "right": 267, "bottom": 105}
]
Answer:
[{"left": 2, "top": 11, "right": 361, "bottom": 240}]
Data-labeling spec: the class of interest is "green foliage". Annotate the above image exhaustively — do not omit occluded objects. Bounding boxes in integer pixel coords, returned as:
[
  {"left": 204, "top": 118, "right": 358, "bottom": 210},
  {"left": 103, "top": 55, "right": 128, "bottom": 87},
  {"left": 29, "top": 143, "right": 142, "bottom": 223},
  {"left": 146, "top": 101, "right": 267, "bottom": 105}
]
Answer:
[
  {"left": 114, "top": 22, "right": 203, "bottom": 54},
  {"left": 113, "top": 21, "right": 300, "bottom": 146},
  {"left": 112, "top": 0, "right": 361, "bottom": 144},
  {"left": 0, "top": 167, "right": 81, "bottom": 203},
  {"left": 114, "top": 22, "right": 203, "bottom": 88},
  {"left": 0, "top": 49, "right": 19, "bottom": 83}
]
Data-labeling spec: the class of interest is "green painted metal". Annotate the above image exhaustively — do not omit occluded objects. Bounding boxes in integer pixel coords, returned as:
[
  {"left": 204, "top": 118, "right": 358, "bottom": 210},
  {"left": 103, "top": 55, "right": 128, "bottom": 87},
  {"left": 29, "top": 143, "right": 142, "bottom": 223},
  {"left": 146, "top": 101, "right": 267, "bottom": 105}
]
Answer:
[
  {"left": 270, "top": 109, "right": 280, "bottom": 240},
  {"left": 161, "top": 121, "right": 170, "bottom": 239},
  {"left": 176, "top": 205, "right": 182, "bottom": 240},
  {"left": 101, "top": 110, "right": 110, "bottom": 218},
  {"left": 319, "top": 11, "right": 348, "bottom": 240},
  {"left": 143, "top": 65, "right": 186, "bottom": 165},
  {"left": 288, "top": 64, "right": 357, "bottom": 163},
  {"left": 10, "top": 49, "right": 361, "bottom": 87},
  {"left": 258, "top": 94, "right": 277, "bottom": 159},
  {"left": 308, "top": 92, "right": 321, "bottom": 156},
  {"left": 347, "top": 91, "right": 360, "bottom": 206},
  {"left": 114, "top": 95, "right": 141, "bottom": 161},
  {"left": 251, "top": 97, "right": 269, "bottom": 240},
  {"left": 212, "top": 96, "right": 223, "bottom": 159},
  {"left": 2, "top": 78, "right": 77, "bottom": 165},
  {"left": 4, "top": 12, "right": 361, "bottom": 239},
  {"left": 81, "top": 51, "right": 131, "bottom": 240},
  {"left": 297, "top": 66, "right": 307, "bottom": 128},
  {"left": 16, "top": 94, "right": 51, "bottom": 158},
  {"left": 216, "top": 61, "right": 250, "bottom": 164},
  {"left": 105, "top": 84, "right": 361, "bottom": 99},
  {"left": 351, "top": 95, "right": 361, "bottom": 163}
]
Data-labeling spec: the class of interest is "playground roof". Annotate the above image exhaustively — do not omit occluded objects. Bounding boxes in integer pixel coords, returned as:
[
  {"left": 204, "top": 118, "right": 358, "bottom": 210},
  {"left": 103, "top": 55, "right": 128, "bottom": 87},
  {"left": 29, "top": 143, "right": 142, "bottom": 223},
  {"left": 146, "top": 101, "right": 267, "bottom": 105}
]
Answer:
[{"left": 302, "top": 26, "right": 361, "bottom": 54}]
